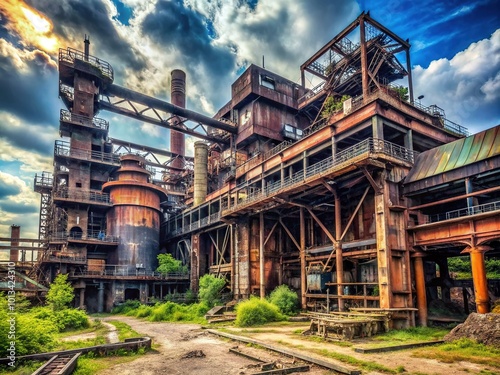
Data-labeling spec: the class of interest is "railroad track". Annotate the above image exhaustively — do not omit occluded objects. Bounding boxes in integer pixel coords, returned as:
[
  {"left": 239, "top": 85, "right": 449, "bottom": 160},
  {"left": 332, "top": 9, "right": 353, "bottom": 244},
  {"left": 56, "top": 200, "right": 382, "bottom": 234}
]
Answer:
[{"left": 32, "top": 352, "right": 81, "bottom": 375}]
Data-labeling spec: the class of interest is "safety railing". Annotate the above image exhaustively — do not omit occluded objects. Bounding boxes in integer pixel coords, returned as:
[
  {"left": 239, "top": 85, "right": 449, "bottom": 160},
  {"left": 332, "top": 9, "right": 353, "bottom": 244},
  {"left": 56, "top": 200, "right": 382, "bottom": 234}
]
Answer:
[
  {"left": 54, "top": 140, "right": 121, "bottom": 164},
  {"left": 59, "top": 47, "right": 114, "bottom": 81},
  {"left": 425, "top": 201, "right": 500, "bottom": 224},
  {"left": 46, "top": 255, "right": 87, "bottom": 263},
  {"left": 34, "top": 172, "right": 53, "bottom": 189},
  {"left": 73, "top": 266, "right": 189, "bottom": 279},
  {"left": 227, "top": 138, "right": 417, "bottom": 212},
  {"left": 50, "top": 231, "right": 118, "bottom": 243},
  {"left": 59, "top": 83, "right": 74, "bottom": 101},
  {"left": 60, "top": 109, "right": 109, "bottom": 131},
  {"left": 53, "top": 188, "right": 112, "bottom": 205},
  {"left": 168, "top": 212, "right": 221, "bottom": 237}
]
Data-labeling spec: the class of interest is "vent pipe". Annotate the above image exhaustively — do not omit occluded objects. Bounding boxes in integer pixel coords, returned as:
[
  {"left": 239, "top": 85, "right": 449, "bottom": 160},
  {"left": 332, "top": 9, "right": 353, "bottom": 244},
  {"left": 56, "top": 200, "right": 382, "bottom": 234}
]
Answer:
[{"left": 193, "top": 142, "right": 209, "bottom": 206}]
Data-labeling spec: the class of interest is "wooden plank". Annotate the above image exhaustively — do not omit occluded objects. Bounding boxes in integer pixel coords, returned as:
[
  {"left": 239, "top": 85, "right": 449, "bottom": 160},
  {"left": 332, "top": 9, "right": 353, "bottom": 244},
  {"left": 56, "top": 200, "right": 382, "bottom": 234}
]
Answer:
[
  {"left": 354, "top": 340, "right": 444, "bottom": 353},
  {"left": 253, "top": 365, "right": 311, "bottom": 374}
]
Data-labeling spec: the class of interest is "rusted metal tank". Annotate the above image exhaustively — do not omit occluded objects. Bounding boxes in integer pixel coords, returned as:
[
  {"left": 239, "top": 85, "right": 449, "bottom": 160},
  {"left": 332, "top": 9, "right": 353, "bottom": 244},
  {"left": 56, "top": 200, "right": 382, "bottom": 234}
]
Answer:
[
  {"left": 103, "top": 154, "right": 167, "bottom": 272},
  {"left": 170, "top": 69, "right": 186, "bottom": 170},
  {"left": 193, "top": 141, "right": 208, "bottom": 206}
]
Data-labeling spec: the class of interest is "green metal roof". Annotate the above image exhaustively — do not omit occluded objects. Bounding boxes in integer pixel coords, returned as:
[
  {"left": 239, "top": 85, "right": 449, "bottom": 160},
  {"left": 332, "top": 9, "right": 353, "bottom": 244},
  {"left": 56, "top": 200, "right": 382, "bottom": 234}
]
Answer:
[{"left": 405, "top": 125, "right": 500, "bottom": 183}]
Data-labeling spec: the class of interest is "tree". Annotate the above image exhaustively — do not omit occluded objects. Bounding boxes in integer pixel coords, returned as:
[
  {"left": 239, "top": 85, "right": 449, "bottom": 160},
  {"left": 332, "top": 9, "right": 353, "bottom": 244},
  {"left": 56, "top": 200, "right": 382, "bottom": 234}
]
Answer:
[
  {"left": 46, "top": 274, "right": 74, "bottom": 310},
  {"left": 157, "top": 253, "right": 187, "bottom": 274}
]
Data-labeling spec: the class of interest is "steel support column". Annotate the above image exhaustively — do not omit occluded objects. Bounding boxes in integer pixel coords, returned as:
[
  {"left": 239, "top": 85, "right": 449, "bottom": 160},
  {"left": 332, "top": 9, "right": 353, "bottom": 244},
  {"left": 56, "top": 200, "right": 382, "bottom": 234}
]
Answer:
[
  {"left": 260, "top": 212, "right": 265, "bottom": 299},
  {"left": 413, "top": 252, "right": 427, "bottom": 326},
  {"left": 334, "top": 191, "right": 344, "bottom": 311},
  {"left": 463, "top": 246, "right": 491, "bottom": 313},
  {"left": 300, "top": 207, "right": 306, "bottom": 309}
]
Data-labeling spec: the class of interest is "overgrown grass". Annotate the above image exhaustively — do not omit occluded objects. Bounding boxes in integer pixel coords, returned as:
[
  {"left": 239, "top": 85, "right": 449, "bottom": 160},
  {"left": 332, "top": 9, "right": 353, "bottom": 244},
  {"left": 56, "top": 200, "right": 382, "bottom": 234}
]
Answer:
[
  {"left": 107, "top": 321, "right": 142, "bottom": 341},
  {"left": 372, "top": 327, "right": 449, "bottom": 343},
  {"left": 73, "top": 351, "right": 145, "bottom": 375},
  {"left": 413, "top": 338, "right": 500, "bottom": 368},
  {"left": 234, "top": 297, "right": 285, "bottom": 327},
  {"left": 112, "top": 300, "right": 209, "bottom": 324}
]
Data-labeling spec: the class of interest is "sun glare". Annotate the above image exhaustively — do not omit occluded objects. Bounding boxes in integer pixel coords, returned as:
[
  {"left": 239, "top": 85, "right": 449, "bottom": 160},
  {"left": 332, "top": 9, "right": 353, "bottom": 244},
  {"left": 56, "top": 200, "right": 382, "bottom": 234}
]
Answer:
[
  {"left": 21, "top": 6, "right": 51, "bottom": 34},
  {"left": 0, "top": 0, "right": 60, "bottom": 53}
]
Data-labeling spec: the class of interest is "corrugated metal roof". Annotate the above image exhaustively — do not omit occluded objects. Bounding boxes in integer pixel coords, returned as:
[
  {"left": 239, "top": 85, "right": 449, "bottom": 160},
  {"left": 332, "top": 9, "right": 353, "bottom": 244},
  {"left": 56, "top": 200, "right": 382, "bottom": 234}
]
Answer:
[{"left": 405, "top": 125, "right": 500, "bottom": 183}]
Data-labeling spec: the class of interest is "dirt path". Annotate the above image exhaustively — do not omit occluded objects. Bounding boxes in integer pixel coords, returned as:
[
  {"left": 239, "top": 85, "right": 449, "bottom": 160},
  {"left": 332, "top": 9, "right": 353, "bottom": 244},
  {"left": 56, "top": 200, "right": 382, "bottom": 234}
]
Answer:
[
  {"left": 97, "top": 318, "right": 496, "bottom": 375},
  {"left": 99, "top": 317, "right": 328, "bottom": 375}
]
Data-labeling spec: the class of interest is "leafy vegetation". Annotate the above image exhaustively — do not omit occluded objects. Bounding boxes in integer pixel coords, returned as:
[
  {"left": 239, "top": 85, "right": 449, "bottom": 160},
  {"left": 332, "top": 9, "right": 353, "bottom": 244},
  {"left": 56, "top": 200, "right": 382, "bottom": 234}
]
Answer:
[
  {"left": 448, "top": 257, "right": 500, "bottom": 279},
  {"left": 156, "top": 253, "right": 187, "bottom": 275},
  {"left": 112, "top": 300, "right": 209, "bottom": 324},
  {"left": 198, "top": 274, "right": 226, "bottom": 308},
  {"left": 46, "top": 274, "right": 74, "bottom": 310},
  {"left": 268, "top": 285, "right": 299, "bottom": 315},
  {"left": 321, "top": 95, "right": 351, "bottom": 119},
  {"left": 0, "top": 275, "right": 92, "bottom": 359},
  {"left": 234, "top": 297, "right": 284, "bottom": 327},
  {"left": 391, "top": 85, "right": 409, "bottom": 101}
]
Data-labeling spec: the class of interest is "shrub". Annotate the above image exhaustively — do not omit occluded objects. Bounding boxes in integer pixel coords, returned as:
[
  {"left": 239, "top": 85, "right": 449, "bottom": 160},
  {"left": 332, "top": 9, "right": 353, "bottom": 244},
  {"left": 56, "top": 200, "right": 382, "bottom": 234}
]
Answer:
[
  {"left": 133, "top": 305, "right": 153, "bottom": 318},
  {"left": 31, "top": 306, "right": 89, "bottom": 331},
  {"left": 198, "top": 274, "right": 226, "bottom": 308},
  {"left": 0, "top": 309, "right": 57, "bottom": 357},
  {"left": 235, "top": 297, "right": 284, "bottom": 327},
  {"left": 55, "top": 309, "right": 90, "bottom": 331},
  {"left": 268, "top": 285, "right": 299, "bottom": 315},
  {"left": 157, "top": 253, "right": 187, "bottom": 274},
  {"left": 46, "top": 274, "right": 74, "bottom": 310},
  {"left": 111, "top": 299, "right": 141, "bottom": 314}
]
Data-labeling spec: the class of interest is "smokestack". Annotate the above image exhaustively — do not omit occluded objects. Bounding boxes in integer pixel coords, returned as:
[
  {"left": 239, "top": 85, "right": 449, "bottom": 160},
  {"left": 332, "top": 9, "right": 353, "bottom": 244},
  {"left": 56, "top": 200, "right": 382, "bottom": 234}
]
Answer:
[
  {"left": 84, "top": 35, "right": 90, "bottom": 61},
  {"left": 10, "top": 225, "right": 20, "bottom": 262},
  {"left": 193, "top": 142, "right": 209, "bottom": 206},
  {"left": 170, "top": 70, "right": 186, "bottom": 170}
]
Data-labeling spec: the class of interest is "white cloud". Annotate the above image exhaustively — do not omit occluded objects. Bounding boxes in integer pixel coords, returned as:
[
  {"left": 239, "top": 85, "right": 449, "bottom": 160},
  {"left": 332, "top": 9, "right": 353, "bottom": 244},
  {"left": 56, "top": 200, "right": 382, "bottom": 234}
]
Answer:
[
  {"left": 0, "top": 171, "right": 41, "bottom": 238},
  {"left": 413, "top": 29, "right": 500, "bottom": 133}
]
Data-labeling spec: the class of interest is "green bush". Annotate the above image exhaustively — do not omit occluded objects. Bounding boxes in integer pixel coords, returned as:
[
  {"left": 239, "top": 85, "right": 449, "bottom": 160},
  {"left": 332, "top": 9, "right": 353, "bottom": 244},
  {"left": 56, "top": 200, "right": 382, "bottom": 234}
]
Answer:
[
  {"left": 235, "top": 297, "right": 284, "bottom": 327},
  {"left": 268, "top": 285, "right": 299, "bottom": 315},
  {"left": 0, "top": 308, "right": 57, "bottom": 357},
  {"left": 157, "top": 253, "right": 187, "bottom": 274},
  {"left": 133, "top": 305, "right": 153, "bottom": 318},
  {"left": 46, "top": 274, "right": 74, "bottom": 310},
  {"left": 198, "top": 274, "right": 226, "bottom": 308},
  {"left": 55, "top": 309, "right": 89, "bottom": 331},
  {"left": 148, "top": 301, "right": 209, "bottom": 322},
  {"left": 111, "top": 299, "right": 141, "bottom": 314},
  {"left": 31, "top": 306, "right": 89, "bottom": 331}
]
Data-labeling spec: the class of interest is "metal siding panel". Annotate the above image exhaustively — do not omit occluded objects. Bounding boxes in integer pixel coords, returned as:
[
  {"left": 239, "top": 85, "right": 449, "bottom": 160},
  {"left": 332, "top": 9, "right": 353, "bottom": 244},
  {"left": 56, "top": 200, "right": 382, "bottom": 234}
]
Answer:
[
  {"left": 453, "top": 135, "right": 474, "bottom": 169},
  {"left": 464, "top": 131, "right": 486, "bottom": 165}
]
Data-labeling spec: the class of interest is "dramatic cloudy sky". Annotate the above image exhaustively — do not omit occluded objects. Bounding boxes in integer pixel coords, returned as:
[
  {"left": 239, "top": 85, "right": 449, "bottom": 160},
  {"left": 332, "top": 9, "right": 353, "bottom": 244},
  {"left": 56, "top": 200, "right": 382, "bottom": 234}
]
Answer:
[{"left": 0, "top": 0, "right": 498, "bottom": 240}]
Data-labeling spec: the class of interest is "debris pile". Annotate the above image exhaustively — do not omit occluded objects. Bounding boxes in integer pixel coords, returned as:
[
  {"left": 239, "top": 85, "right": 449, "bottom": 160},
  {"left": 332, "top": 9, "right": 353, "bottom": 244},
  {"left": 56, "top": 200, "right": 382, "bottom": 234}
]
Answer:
[{"left": 444, "top": 313, "right": 500, "bottom": 347}]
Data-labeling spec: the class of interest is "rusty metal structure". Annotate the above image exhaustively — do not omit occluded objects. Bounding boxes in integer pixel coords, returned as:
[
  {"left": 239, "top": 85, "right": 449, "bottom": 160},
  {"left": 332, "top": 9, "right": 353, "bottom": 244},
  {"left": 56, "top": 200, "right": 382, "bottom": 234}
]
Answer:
[{"left": 13, "top": 13, "right": 498, "bottom": 323}]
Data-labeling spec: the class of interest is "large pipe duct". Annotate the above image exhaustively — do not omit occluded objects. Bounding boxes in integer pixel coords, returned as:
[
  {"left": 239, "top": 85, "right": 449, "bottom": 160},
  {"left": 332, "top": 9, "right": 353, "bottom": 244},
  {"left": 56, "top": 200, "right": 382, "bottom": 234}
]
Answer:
[
  {"left": 194, "top": 141, "right": 209, "bottom": 206},
  {"left": 170, "top": 70, "right": 186, "bottom": 170}
]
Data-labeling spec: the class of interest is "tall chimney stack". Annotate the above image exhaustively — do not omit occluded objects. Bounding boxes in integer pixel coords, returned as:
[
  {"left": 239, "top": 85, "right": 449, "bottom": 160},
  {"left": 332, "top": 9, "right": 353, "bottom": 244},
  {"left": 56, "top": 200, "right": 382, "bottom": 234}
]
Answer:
[{"left": 170, "top": 70, "right": 186, "bottom": 170}]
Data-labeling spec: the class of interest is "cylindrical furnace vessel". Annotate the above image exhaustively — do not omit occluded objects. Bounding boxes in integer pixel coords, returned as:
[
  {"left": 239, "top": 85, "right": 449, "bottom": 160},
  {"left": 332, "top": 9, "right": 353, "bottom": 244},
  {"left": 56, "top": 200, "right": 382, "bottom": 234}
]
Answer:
[{"left": 103, "top": 154, "right": 167, "bottom": 273}]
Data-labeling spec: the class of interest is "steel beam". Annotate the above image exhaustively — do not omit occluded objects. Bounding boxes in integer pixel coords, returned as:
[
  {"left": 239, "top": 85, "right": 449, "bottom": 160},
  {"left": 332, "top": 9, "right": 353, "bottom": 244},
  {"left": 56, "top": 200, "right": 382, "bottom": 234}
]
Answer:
[{"left": 102, "top": 84, "right": 237, "bottom": 133}]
